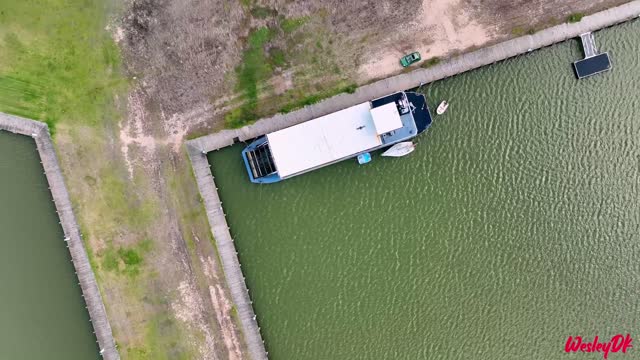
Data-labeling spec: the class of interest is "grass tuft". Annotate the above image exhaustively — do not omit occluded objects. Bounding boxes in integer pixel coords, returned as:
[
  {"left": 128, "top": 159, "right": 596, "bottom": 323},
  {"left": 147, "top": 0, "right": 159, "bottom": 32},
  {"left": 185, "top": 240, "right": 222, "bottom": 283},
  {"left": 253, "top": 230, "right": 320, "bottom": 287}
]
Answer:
[
  {"left": 268, "top": 48, "right": 287, "bottom": 67},
  {"left": 421, "top": 57, "right": 441, "bottom": 68},
  {"left": 281, "top": 16, "right": 309, "bottom": 34},
  {"left": 250, "top": 6, "right": 277, "bottom": 19},
  {"left": 100, "top": 238, "right": 152, "bottom": 278},
  {"left": 567, "top": 13, "right": 585, "bottom": 23}
]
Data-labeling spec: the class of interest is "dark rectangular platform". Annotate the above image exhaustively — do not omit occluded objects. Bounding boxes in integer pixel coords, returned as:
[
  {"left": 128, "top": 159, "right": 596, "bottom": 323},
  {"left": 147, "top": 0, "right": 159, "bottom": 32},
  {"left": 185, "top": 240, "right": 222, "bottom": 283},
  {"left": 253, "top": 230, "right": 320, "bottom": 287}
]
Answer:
[{"left": 573, "top": 53, "right": 612, "bottom": 79}]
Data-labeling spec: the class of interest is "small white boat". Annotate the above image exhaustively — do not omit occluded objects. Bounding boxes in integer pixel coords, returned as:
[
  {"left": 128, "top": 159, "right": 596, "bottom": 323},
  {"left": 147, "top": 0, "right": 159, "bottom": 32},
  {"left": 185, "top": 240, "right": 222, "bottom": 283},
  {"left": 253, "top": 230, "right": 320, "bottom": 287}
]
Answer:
[
  {"left": 436, "top": 100, "right": 449, "bottom": 115},
  {"left": 381, "top": 142, "right": 415, "bottom": 157}
]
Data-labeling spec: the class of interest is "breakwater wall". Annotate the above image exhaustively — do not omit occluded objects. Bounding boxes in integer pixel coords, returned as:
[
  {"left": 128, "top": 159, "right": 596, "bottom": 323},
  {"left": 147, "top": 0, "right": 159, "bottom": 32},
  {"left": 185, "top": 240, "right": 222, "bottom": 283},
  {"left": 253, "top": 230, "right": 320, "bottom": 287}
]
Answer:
[{"left": 0, "top": 113, "right": 120, "bottom": 360}]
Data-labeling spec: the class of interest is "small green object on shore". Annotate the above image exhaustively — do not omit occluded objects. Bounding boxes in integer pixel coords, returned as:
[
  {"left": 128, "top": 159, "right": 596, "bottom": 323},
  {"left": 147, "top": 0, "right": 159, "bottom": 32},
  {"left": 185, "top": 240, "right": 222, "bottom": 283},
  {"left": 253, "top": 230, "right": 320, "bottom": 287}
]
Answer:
[{"left": 400, "top": 52, "right": 421, "bottom": 67}]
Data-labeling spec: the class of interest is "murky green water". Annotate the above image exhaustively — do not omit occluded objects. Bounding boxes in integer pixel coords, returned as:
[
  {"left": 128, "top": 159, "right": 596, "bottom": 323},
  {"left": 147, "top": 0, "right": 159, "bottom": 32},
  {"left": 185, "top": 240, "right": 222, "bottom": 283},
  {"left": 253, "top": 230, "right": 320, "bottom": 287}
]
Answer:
[
  {"left": 0, "top": 133, "right": 100, "bottom": 359},
  {"left": 210, "top": 20, "right": 640, "bottom": 360}
]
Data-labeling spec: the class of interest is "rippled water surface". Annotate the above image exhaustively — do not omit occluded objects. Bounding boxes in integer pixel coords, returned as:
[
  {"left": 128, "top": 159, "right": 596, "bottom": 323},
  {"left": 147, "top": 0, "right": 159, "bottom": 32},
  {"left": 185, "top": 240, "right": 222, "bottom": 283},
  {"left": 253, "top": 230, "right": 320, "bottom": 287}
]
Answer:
[
  {"left": 209, "top": 21, "right": 640, "bottom": 360},
  {"left": 0, "top": 133, "right": 100, "bottom": 359}
]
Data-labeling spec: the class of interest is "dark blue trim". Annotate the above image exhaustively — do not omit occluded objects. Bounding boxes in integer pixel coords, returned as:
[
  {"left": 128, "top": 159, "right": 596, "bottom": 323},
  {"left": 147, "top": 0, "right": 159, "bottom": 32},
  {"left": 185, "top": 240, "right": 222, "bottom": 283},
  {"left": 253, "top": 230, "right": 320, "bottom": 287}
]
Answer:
[{"left": 406, "top": 92, "right": 432, "bottom": 134}]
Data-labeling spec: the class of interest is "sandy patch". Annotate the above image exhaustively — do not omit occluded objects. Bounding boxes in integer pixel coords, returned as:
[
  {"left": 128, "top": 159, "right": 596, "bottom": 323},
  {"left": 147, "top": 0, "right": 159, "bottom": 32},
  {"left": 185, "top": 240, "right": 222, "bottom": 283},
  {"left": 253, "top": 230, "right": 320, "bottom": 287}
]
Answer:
[
  {"left": 119, "top": 89, "right": 157, "bottom": 178},
  {"left": 358, "top": 0, "right": 492, "bottom": 80},
  {"left": 201, "top": 254, "right": 243, "bottom": 360},
  {"left": 172, "top": 280, "right": 219, "bottom": 360},
  {"left": 209, "top": 284, "right": 242, "bottom": 360}
]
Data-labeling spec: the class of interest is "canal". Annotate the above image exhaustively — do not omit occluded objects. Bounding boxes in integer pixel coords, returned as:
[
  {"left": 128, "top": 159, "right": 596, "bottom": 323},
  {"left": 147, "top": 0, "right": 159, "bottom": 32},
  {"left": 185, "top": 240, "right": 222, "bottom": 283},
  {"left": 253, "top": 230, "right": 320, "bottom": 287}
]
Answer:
[
  {"left": 0, "top": 133, "right": 100, "bottom": 359},
  {"left": 209, "top": 20, "right": 640, "bottom": 360}
]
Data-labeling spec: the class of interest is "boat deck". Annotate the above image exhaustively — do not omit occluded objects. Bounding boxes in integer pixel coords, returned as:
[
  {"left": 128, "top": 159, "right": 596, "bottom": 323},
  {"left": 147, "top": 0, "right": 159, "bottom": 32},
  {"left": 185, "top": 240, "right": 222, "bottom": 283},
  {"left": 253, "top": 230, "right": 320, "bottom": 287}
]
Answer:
[{"left": 407, "top": 92, "right": 432, "bottom": 134}]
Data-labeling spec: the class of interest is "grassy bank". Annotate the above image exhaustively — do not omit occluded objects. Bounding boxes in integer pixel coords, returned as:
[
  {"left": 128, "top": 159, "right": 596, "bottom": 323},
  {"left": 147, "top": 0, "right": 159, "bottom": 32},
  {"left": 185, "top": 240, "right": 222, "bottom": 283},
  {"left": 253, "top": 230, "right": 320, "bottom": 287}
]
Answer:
[
  {"left": 226, "top": 7, "right": 355, "bottom": 128},
  {"left": 0, "top": 1, "right": 199, "bottom": 358},
  {"left": 0, "top": 0, "right": 127, "bottom": 134}
]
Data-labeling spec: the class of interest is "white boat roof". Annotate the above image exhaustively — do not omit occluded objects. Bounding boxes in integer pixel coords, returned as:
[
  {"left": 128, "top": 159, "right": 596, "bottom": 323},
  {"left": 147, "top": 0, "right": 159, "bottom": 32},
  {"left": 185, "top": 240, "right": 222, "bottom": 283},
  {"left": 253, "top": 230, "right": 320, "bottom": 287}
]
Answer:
[
  {"left": 267, "top": 102, "right": 382, "bottom": 178},
  {"left": 370, "top": 102, "right": 402, "bottom": 135}
]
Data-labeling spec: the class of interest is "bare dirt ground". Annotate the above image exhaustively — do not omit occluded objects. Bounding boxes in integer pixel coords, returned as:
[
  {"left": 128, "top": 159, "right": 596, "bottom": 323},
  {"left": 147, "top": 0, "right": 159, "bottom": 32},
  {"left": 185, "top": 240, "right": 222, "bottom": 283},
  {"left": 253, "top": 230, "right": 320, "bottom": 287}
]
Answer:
[{"left": 71, "top": 0, "right": 632, "bottom": 359}]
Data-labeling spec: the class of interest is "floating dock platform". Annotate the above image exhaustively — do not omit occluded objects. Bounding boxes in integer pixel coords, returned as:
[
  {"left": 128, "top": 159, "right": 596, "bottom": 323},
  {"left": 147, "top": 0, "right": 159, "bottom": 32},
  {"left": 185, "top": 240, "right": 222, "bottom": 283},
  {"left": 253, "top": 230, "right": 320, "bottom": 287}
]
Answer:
[{"left": 574, "top": 32, "right": 612, "bottom": 79}]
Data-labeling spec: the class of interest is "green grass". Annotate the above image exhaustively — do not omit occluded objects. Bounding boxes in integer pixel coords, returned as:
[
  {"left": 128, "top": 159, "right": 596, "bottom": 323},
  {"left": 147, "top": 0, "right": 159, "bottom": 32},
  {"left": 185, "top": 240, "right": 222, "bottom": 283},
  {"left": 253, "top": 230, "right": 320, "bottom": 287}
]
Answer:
[
  {"left": 250, "top": 6, "right": 277, "bottom": 19},
  {"left": 100, "top": 238, "right": 152, "bottom": 277},
  {"left": 421, "top": 57, "right": 441, "bottom": 68},
  {"left": 125, "top": 311, "right": 194, "bottom": 360},
  {"left": 278, "top": 83, "right": 357, "bottom": 114},
  {"left": 97, "top": 169, "right": 157, "bottom": 233},
  {"left": 511, "top": 26, "right": 538, "bottom": 36},
  {"left": 0, "top": 1, "right": 127, "bottom": 134},
  {"left": 226, "top": 13, "right": 344, "bottom": 128},
  {"left": 226, "top": 27, "right": 275, "bottom": 128},
  {"left": 281, "top": 16, "right": 309, "bottom": 34},
  {"left": 268, "top": 47, "right": 287, "bottom": 67},
  {"left": 567, "top": 13, "right": 585, "bottom": 23}
]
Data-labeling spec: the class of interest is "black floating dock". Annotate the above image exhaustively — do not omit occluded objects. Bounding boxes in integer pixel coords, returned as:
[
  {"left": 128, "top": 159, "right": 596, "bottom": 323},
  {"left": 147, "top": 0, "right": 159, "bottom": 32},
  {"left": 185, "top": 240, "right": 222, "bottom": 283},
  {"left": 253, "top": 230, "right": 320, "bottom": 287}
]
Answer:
[{"left": 573, "top": 32, "right": 612, "bottom": 79}]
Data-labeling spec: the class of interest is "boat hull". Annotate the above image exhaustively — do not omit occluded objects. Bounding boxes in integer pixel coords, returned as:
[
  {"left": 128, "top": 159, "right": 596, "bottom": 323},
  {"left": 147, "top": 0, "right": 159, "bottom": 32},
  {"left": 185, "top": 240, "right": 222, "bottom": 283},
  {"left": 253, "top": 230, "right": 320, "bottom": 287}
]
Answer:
[{"left": 381, "top": 142, "right": 415, "bottom": 157}]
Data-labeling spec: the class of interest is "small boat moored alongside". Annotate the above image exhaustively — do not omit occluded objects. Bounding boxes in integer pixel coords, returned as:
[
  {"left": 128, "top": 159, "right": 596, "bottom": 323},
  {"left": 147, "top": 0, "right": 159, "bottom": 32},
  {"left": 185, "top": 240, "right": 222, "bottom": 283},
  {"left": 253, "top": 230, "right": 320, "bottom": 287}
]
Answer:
[
  {"left": 436, "top": 100, "right": 449, "bottom": 115},
  {"left": 357, "top": 152, "right": 372, "bottom": 164},
  {"left": 381, "top": 142, "right": 415, "bottom": 157}
]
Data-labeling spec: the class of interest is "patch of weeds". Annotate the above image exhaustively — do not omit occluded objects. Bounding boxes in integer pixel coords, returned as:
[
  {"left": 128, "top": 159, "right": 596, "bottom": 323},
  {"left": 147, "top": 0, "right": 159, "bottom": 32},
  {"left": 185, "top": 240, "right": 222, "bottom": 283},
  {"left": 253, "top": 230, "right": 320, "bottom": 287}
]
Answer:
[
  {"left": 268, "top": 47, "right": 287, "bottom": 67},
  {"left": 567, "top": 13, "right": 584, "bottom": 23},
  {"left": 227, "top": 27, "right": 276, "bottom": 128},
  {"left": 512, "top": 26, "right": 525, "bottom": 36},
  {"left": 119, "top": 248, "right": 142, "bottom": 266},
  {"left": 99, "top": 169, "right": 156, "bottom": 231},
  {"left": 512, "top": 26, "right": 537, "bottom": 36},
  {"left": 100, "top": 238, "right": 152, "bottom": 277},
  {"left": 250, "top": 6, "right": 277, "bottom": 19},
  {"left": 281, "top": 16, "right": 309, "bottom": 34},
  {"left": 224, "top": 107, "right": 250, "bottom": 129},
  {"left": 101, "top": 247, "right": 120, "bottom": 272},
  {"left": 125, "top": 312, "right": 194, "bottom": 360},
  {"left": 278, "top": 83, "right": 357, "bottom": 114},
  {"left": 342, "top": 84, "right": 357, "bottom": 94},
  {"left": 421, "top": 57, "right": 441, "bottom": 68}
]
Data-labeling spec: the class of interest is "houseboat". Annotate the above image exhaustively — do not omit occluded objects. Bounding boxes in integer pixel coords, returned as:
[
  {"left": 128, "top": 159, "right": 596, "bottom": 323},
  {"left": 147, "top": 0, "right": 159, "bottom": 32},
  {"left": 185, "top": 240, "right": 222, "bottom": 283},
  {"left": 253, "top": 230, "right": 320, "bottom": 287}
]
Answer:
[{"left": 242, "top": 91, "right": 432, "bottom": 183}]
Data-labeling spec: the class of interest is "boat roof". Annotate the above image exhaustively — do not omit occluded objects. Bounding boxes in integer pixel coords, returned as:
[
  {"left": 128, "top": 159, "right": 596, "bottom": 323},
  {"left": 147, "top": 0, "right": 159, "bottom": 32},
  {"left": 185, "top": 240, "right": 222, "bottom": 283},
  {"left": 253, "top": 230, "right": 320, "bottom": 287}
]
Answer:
[
  {"left": 267, "top": 102, "right": 382, "bottom": 178},
  {"left": 371, "top": 102, "right": 402, "bottom": 135}
]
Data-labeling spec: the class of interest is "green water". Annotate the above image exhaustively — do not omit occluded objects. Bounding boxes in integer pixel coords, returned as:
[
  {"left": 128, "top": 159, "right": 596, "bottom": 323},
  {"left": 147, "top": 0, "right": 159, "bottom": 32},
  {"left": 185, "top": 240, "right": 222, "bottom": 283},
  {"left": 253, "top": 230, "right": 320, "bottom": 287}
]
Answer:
[
  {"left": 210, "top": 20, "right": 640, "bottom": 360},
  {"left": 0, "top": 133, "right": 100, "bottom": 359}
]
